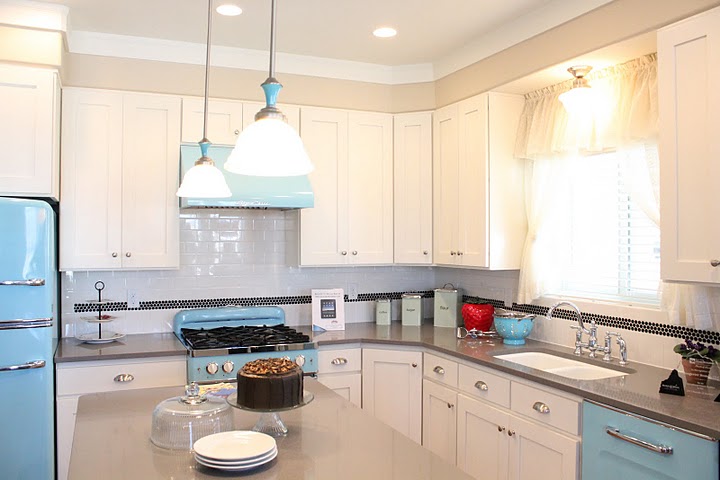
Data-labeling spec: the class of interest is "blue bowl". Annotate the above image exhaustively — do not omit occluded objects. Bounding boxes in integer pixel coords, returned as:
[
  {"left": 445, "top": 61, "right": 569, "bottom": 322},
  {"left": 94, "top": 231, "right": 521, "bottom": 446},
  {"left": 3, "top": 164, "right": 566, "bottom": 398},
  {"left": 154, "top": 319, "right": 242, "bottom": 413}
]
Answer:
[{"left": 493, "top": 313, "right": 535, "bottom": 345}]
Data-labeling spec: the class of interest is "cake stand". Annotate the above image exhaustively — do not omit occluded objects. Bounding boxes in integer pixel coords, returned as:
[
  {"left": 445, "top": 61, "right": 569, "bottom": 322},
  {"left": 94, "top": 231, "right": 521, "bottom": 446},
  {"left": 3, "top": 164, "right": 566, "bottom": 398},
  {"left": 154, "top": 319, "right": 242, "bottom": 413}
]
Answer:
[{"left": 226, "top": 392, "right": 314, "bottom": 437}]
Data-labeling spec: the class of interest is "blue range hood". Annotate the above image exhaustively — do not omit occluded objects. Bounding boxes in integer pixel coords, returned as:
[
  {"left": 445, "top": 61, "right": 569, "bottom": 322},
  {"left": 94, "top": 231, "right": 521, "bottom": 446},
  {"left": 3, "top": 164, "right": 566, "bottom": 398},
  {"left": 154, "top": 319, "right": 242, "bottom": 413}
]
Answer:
[{"left": 179, "top": 144, "right": 314, "bottom": 209}]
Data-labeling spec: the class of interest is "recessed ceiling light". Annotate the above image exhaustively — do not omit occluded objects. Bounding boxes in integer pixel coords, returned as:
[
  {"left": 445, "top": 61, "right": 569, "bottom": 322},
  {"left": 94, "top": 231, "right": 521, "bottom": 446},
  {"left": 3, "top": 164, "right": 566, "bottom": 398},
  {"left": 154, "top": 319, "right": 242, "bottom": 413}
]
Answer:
[
  {"left": 216, "top": 4, "right": 242, "bottom": 16},
  {"left": 373, "top": 27, "right": 397, "bottom": 38}
]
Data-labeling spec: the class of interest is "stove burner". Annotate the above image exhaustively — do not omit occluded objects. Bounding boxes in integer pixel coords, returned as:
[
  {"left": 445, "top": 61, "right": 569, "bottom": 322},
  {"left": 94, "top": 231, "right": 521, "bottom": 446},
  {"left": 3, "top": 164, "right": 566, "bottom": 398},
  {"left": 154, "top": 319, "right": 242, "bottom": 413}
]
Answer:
[{"left": 181, "top": 325, "right": 311, "bottom": 350}]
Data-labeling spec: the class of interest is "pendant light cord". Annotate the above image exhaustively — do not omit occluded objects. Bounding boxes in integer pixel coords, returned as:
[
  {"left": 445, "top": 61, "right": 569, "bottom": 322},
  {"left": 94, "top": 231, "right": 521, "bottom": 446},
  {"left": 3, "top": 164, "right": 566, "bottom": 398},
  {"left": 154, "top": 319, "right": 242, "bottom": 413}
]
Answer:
[
  {"left": 268, "top": 0, "right": 277, "bottom": 79},
  {"left": 202, "top": 0, "right": 213, "bottom": 141}
]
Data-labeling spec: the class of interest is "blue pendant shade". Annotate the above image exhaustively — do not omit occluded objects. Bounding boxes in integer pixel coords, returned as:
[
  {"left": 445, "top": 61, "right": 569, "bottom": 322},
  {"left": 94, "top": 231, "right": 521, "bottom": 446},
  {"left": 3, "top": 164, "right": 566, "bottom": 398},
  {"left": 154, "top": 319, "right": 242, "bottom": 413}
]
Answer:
[
  {"left": 224, "top": 0, "right": 314, "bottom": 177},
  {"left": 176, "top": 0, "right": 231, "bottom": 198}
]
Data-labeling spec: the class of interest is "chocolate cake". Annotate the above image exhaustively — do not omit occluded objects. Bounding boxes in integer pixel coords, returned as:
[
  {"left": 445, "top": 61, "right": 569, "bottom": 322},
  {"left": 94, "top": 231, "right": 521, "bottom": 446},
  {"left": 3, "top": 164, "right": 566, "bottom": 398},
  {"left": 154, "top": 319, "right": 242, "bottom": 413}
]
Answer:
[{"left": 236, "top": 358, "right": 304, "bottom": 409}]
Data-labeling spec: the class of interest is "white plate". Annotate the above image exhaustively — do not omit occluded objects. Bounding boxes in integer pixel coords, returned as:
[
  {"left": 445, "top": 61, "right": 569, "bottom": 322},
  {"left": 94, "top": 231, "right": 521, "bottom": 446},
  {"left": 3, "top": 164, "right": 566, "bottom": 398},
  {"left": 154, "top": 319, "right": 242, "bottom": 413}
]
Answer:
[
  {"left": 195, "top": 447, "right": 277, "bottom": 466},
  {"left": 76, "top": 332, "right": 125, "bottom": 344},
  {"left": 195, "top": 448, "right": 277, "bottom": 471},
  {"left": 193, "top": 430, "right": 277, "bottom": 461}
]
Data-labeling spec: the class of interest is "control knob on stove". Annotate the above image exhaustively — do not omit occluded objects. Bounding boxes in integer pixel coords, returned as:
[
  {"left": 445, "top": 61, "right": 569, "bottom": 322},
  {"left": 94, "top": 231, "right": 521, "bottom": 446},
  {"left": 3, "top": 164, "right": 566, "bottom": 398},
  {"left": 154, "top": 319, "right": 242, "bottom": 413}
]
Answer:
[
  {"left": 295, "top": 355, "right": 305, "bottom": 367},
  {"left": 222, "top": 360, "right": 234, "bottom": 373},
  {"left": 206, "top": 362, "right": 219, "bottom": 375}
]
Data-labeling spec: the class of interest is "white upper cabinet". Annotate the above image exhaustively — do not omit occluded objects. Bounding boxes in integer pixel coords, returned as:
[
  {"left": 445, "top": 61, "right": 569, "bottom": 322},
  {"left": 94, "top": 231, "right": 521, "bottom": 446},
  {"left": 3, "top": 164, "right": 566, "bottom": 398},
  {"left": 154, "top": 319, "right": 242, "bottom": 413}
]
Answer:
[
  {"left": 658, "top": 6, "right": 720, "bottom": 284},
  {"left": 394, "top": 112, "right": 433, "bottom": 264},
  {"left": 0, "top": 64, "right": 60, "bottom": 199},
  {"left": 299, "top": 107, "right": 393, "bottom": 265},
  {"left": 60, "top": 88, "right": 180, "bottom": 271},
  {"left": 181, "top": 97, "right": 243, "bottom": 145},
  {"left": 433, "top": 92, "right": 526, "bottom": 269}
]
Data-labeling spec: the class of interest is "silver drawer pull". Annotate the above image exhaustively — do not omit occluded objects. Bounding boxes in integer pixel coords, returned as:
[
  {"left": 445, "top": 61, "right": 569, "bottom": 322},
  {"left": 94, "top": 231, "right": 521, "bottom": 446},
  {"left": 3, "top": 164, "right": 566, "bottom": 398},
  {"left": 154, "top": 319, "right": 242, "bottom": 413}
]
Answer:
[
  {"left": 711, "top": 259, "right": 720, "bottom": 267},
  {"left": 114, "top": 374, "right": 135, "bottom": 383},
  {"left": 0, "top": 360, "right": 46, "bottom": 372},
  {"left": 533, "top": 401, "right": 550, "bottom": 414},
  {"left": 0, "top": 278, "right": 45, "bottom": 286},
  {"left": 331, "top": 358, "right": 348, "bottom": 365},
  {"left": 605, "top": 427, "right": 673, "bottom": 455},
  {"left": 433, "top": 366, "right": 445, "bottom": 375},
  {"left": 475, "top": 381, "right": 489, "bottom": 391}
]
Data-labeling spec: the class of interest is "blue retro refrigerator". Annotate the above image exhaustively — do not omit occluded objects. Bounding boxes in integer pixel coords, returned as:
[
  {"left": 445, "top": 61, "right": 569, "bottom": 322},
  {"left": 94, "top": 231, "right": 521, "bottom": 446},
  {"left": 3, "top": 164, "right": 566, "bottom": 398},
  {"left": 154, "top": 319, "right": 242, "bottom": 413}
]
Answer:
[{"left": 0, "top": 197, "right": 56, "bottom": 480}]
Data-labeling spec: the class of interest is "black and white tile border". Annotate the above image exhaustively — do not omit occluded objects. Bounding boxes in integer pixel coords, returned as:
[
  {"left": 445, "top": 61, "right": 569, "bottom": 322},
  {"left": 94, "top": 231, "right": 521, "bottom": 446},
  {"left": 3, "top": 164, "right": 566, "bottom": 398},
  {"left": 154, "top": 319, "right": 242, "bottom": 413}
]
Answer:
[{"left": 73, "top": 291, "right": 720, "bottom": 345}]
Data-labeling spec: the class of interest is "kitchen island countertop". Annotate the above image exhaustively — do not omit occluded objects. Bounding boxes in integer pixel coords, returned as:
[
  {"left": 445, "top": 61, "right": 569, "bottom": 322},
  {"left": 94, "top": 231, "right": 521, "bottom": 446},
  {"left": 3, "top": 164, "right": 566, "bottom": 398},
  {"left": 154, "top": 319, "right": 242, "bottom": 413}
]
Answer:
[{"left": 69, "top": 379, "right": 472, "bottom": 480}]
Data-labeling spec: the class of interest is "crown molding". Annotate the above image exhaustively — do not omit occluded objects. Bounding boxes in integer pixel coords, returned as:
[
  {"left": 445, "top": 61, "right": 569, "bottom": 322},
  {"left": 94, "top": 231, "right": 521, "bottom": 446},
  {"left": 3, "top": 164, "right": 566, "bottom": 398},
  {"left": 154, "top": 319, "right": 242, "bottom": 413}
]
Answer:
[
  {"left": 0, "top": 0, "right": 68, "bottom": 32},
  {"left": 68, "top": 31, "right": 435, "bottom": 85}
]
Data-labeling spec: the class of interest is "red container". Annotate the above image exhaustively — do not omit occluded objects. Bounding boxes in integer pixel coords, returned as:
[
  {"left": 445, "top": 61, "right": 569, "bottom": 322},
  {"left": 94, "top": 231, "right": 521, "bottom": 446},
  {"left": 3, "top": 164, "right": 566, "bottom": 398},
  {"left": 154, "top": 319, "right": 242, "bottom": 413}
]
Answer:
[{"left": 461, "top": 303, "right": 495, "bottom": 331}]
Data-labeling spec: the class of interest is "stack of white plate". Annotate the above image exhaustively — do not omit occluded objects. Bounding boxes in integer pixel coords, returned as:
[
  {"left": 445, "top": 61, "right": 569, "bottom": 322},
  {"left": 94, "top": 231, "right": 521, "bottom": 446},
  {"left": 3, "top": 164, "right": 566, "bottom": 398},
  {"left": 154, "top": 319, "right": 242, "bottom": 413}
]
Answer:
[{"left": 193, "top": 430, "right": 278, "bottom": 472}]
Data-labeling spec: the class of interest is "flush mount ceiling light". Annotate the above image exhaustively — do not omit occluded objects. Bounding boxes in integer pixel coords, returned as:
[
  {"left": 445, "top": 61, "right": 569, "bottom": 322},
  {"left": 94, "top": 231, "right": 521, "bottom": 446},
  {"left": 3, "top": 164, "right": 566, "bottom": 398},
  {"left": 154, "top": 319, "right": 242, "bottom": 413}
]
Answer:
[
  {"left": 176, "top": 0, "right": 232, "bottom": 198},
  {"left": 373, "top": 26, "right": 397, "bottom": 38},
  {"left": 224, "top": 0, "right": 314, "bottom": 177},
  {"left": 216, "top": 3, "right": 242, "bottom": 16},
  {"left": 558, "top": 65, "right": 594, "bottom": 114}
]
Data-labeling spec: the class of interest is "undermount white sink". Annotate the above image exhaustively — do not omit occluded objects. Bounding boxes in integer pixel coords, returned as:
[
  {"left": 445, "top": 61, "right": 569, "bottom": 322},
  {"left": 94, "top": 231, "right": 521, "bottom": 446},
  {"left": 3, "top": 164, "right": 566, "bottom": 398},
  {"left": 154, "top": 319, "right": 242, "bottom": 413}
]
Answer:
[{"left": 493, "top": 351, "right": 628, "bottom": 380}]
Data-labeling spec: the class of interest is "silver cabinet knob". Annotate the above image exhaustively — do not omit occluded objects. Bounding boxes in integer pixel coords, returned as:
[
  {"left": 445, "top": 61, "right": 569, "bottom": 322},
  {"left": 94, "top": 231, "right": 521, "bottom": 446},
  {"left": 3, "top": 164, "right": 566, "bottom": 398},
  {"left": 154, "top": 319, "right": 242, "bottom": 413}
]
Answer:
[
  {"left": 222, "top": 361, "right": 234, "bottom": 373},
  {"left": 206, "top": 362, "right": 219, "bottom": 375},
  {"left": 295, "top": 355, "right": 306, "bottom": 367},
  {"left": 125, "top": 252, "right": 131, "bottom": 258},
  {"left": 331, "top": 357, "right": 348, "bottom": 365},
  {"left": 533, "top": 401, "right": 550, "bottom": 414},
  {"left": 450, "top": 251, "right": 456, "bottom": 256},
  {"left": 113, "top": 374, "right": 134, "bottom": 383},
  {"left": 458, "top": 251, "right": 464, "bottom": 256},
  {"left": 475, "top": 380, "right": 489, "bottom": 391},
  {"left": 423, "top": 250, "right": 428, "bottom": 255},
  {"left": 508, "top": 430, "right": 515, "bottom": 437},
  {"left": 497, "top": 425, "right": 505, "bottom": 432},
  {"left": 111, "top": 252, "right": 118, "bottom": 258},
  {"left": 234, "top": 129, "right": 240, "bottom": 135},
  {"left": 341, "top": 251, "right": 347, "bottom": 255},
  {"left": 711, "top": 259, "right": 720, "bottom": 267},
  {"left": 352, "top": 250, "right": 358, "bottom": 255},
  {"left": 447, "top": 402, "right": 454, "bottom": 409},
  {"left": 411, "top": 362, "right": 418, "bottom": 368},
  {"left": 433, "top": 365, "right": 445, "bottom": 375}
]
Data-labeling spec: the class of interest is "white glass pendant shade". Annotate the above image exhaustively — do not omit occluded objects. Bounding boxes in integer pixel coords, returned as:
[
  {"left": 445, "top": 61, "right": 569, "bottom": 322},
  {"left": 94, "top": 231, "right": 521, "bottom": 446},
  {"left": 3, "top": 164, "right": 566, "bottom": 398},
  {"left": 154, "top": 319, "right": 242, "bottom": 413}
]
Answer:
[
  {"left": 558, "top": 85, "right": 594, "bottom": 115},
  {"left": 176, "top": 161, "right": 232, "bottom": 198},
  {"left": 225, "top": 117, "right": 314, "bottom": 177}
]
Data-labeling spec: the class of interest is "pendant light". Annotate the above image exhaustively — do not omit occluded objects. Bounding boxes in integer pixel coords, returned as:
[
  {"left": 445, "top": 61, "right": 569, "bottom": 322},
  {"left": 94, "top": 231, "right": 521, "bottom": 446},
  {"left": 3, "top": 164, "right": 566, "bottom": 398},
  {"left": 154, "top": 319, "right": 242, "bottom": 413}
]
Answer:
[
  {"left": 176, "top": 0, "right": 232, "bottom": 198},
  {"left": 558, "top": 65, "right": 594, "bottom": 115},
  {"left": 224, "top": 0, "right": 314, "bottom": 177}
]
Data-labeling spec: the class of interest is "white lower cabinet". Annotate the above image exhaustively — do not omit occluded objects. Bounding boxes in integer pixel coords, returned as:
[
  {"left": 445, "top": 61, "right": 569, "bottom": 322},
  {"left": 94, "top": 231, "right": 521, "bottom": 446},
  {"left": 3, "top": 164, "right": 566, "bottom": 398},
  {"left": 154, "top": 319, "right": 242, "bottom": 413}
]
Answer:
[
  {"left": 362, "top": 348, "right": 422, "bottom": 443},
  {"left": 55, "top": 357, "right": 186, "bottom": 480},
  {"left": 317, "top": 346, "right": 362, "bottom": 407},
  {"left": 422, "top": 352, "right": 580, "bottom": 479}
]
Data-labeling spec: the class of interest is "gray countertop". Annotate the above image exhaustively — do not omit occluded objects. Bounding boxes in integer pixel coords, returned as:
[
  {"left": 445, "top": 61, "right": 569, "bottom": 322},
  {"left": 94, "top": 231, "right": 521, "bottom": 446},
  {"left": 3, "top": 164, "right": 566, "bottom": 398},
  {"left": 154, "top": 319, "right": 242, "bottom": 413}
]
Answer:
[
  {"left": 56, "top": 321, "right": 720, "bottom": 439},
  {"left": 69, "top": 380, "right": 472, "bottom": 480}
]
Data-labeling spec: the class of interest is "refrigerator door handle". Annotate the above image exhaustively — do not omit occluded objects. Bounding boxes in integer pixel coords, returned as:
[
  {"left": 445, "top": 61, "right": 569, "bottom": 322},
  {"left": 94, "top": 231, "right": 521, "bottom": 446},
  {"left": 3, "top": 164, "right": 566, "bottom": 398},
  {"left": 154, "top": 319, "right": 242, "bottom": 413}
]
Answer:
[
  {"left": 0, "top": 318, "right": 53, "bottom": 329},
  {"left": 0, "top": 278, "right": 45, "bottom": 286},
  {"left": 0, "top": 360, "right": 46, "bottom": 372}
]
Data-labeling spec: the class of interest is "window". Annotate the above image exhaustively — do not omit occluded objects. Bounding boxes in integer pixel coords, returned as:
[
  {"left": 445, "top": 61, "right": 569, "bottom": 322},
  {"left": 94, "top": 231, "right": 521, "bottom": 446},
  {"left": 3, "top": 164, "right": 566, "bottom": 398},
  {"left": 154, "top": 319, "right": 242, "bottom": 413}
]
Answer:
[{"left": 544, "top": 145, "right": 661, "bottom": 305}]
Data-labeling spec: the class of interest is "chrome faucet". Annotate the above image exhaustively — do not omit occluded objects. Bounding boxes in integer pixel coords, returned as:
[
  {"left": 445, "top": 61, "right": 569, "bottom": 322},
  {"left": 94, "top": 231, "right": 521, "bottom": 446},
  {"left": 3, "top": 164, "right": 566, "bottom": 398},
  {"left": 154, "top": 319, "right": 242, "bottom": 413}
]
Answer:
[
  {"left": 604, "top": 332, "right": 628, "bottom": 365},
  {"left": 547, "top": 301, "right": 598, "bottom": 357}
]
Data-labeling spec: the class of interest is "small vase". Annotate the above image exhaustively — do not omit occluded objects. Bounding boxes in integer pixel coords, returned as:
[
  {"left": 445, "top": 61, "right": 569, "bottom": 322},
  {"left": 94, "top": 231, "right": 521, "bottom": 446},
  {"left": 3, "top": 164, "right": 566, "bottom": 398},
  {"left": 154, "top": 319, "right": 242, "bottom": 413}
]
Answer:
[{"left": 681, "top": 357, "right": 712, "bottom": 386}]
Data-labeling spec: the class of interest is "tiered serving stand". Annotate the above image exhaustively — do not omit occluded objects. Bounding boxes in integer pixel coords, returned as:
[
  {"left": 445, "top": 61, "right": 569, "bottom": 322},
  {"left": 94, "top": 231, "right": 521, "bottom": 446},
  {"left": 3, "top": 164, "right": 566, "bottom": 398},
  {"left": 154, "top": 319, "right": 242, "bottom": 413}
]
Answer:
[{"left": 75, "top": 281, "right": 125, "bottom": 344}]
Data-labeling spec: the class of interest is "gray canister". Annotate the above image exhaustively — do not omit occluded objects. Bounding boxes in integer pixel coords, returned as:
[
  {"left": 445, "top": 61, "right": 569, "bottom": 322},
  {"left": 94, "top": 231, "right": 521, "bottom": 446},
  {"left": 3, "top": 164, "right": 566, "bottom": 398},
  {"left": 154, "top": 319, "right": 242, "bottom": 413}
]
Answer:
[
  {"left": 375, "top": 298, "right": 392, "bottom": 325},
  {"left": 401, "top": 293, "right": 423, "bottom": 326},
  {"left": 434, "top": 283, "right": 463, "bottom": 328}
]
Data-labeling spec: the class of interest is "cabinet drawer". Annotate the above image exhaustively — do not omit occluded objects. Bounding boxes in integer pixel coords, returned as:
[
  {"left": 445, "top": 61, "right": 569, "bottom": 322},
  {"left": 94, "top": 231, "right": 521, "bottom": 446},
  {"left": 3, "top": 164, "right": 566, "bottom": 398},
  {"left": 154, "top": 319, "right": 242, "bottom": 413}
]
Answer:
[
  {"left": 423, "top": 352, "right": 458, "bottom": 388},
  {"left": 56, "top": 357, "right": 186, "bottom": 396},
  {"left": 318, "top": 348, "right": 362, "bottom": 374},
  {"left": 458, "top": 363, "right": 510, "bottom": 408},
  {"left": 510, "top": 381, "right": 580, "bottom": 435}
]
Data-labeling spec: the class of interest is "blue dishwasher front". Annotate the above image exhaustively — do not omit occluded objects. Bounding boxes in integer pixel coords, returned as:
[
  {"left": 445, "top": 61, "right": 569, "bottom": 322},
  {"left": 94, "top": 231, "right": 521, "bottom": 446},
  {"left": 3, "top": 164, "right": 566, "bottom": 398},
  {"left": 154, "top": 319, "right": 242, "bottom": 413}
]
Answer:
[{"left": 582, "top": 401, "right": 718, "bottom": 480}]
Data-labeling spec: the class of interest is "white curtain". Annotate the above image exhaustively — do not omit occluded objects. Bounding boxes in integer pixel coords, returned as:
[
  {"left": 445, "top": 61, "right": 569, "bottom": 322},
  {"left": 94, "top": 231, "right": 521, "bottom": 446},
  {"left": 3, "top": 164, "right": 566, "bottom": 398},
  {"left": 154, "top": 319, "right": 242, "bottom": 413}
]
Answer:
[{"left": 514, "top": 54, "right": 720, "bottom": 331}]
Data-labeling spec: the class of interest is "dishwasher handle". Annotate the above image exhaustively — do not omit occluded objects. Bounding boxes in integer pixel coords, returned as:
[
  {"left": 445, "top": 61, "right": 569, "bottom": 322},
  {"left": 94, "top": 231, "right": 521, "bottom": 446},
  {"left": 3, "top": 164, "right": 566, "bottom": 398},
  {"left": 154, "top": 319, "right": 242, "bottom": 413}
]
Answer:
[{"left": 605, "top": 427, "right": 673, "bottom": 455}]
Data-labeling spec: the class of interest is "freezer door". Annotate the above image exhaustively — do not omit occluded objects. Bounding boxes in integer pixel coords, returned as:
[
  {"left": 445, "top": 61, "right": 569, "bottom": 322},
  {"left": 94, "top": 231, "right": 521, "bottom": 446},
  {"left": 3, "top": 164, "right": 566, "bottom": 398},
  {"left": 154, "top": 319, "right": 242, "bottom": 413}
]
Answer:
[
  {"left": 0, "top": 198, "right": 56, "bottom": 323},
  {"left": 0, "top": 326, "right": 55, "bottom": 480}
]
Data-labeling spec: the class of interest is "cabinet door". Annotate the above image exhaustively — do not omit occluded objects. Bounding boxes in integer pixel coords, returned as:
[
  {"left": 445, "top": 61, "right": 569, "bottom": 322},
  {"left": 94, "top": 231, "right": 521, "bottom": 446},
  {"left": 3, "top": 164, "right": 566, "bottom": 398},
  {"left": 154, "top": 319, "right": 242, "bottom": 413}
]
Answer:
[
  {"left": 181, "top": 97, "right": 243, "bottom": 145},
  {"left": 457, "top": 394, "right": 509, "bottom": 480},
  {"left": 457, "top": 95, "right": 489, "bottom": 267},
  {"left": 362, "top": 348, "right": 422, "bottom": 443},
  {"left": 347, "top": 112, "right": 393, "bottom": 264},
  {"left": 317, "top": 373, "right": 362, "bottom": 407},
  {"left": 658, "top": 7, "right": 720, "bottom": 283},
  {"left": 60, "top": 89, "right": 123, "bottom": 271},
  {"left": 422, "top": 379, "right": 457, "bottom": 465},
  {"left": 433, "top": 103, "right": 460, "bottom": 265},
  {"left": 121, "top": 93, "right": 181, "bottom": 269},
  {"left": 394, "top": 112, "right": 433, "bottom": 264},
  {"left": 300, "top": 107, "right": 349, "bottom": 265},
  {"left": 0, "top": 65, "right": 58, "bottom": 198},
  {"left": 508, "top": 414, "right": 579, "bottom": 480}
]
